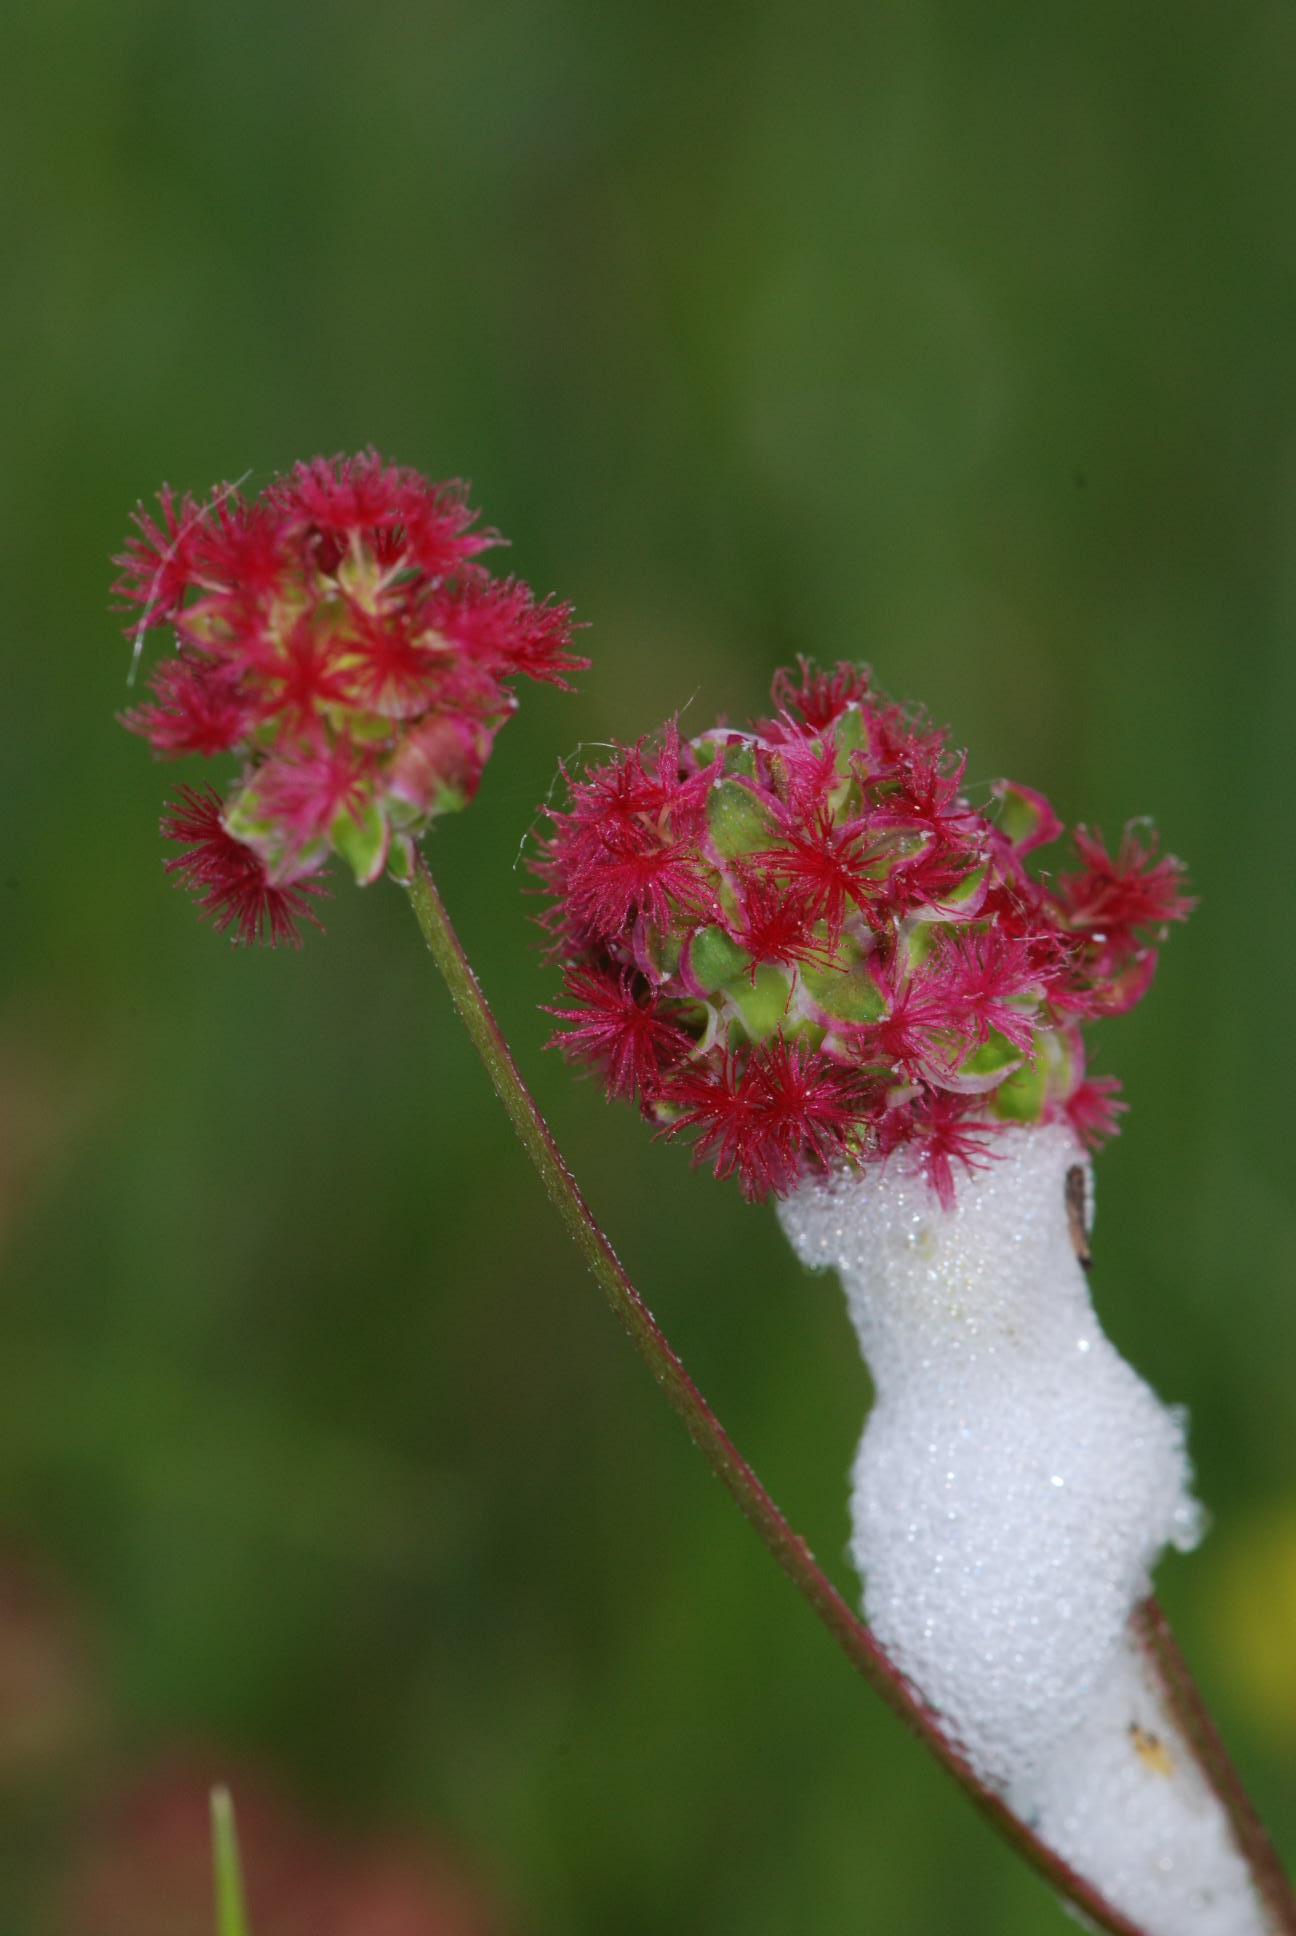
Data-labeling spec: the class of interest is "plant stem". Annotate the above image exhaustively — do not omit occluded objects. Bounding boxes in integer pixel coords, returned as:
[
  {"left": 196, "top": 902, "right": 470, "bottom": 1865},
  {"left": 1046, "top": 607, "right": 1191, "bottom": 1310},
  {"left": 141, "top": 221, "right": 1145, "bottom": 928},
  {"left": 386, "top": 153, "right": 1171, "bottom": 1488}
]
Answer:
[
  {"left": 1133, "top": 1598, "right": 1296, "bottom": 1934},
  {"left": 405, "top": 849, "right": 1287, "bottom": 1936}
]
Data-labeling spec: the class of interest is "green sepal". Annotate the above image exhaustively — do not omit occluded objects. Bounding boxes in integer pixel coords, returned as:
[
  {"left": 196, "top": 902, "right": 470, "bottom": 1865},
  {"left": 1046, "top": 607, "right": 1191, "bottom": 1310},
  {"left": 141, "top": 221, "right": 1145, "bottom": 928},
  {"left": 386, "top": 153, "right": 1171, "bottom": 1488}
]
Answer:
[
  {"left": 343, "top": 708, "right": 401, "bottom": 745},
  {"left": 668, "top": 996, "right": 714, "bottom": 1041},
  {"left": 640, "top": 927, "right": 682, "bottom": 980},
  {"left": 719, "top": 741, "right": 758, "bottom": 779},
  {"left": 990, "top": 1051, "right": 1048, "bottom": 1122},
  {"left": 707, "top": 778, "right": 777, "bottom": 859},
  {"left": 829, "top": 706, "right": 868, "bottom": 808},
  {"left": 689, "top": 924, "right": 752, "bottom": 991},
  {"left": 898, "top": 919, "right": 938, "bottom": 974},
  {"left": 330, "top": 794, "right": 389, "bottom": 884},
  {"left": 387, "top": 792, "right": 428, "bottom": 832},
  {"left": 995, "top": 786, "right": 1037, "bottom": 847},
  {"left": 937, "top": 861, "right": 988, "bottom": 912},
  {"left": 958, "top": 1027, "right": 1026, "bottom": 1083},
  {"left": 832, "top": 704, "right": 867, "bottom": 761},
  {"left": 224, "top": 783, "right": 330, "bottom": 878},
  {"left": 801, "top": 959, "right": 885, "bottom": 1024},
  {"left": 434, "top": 784, "right": 470, "bottom": 817},
  {"left": 992, "top": 780, "right": 1058, "bottom": 851},
  {"left": 222, "top": 782, "right": 277, "bottom": 848},
  {"left": 387, "top": 831, "right": 417, "bottom": 884},
  {"left": 725, "top": 963, "right": 794, "bottom": 1041},
  {"left": 880, "top": 829, "right": 931, "bottom": 872}
]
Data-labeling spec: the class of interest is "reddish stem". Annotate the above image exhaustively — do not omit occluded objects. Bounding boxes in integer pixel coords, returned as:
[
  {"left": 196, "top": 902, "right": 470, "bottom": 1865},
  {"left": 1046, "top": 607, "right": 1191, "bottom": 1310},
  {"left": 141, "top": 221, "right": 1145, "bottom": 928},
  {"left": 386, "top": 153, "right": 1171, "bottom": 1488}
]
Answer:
[{"left": 1133, "top": 1598, "right": 1296, "bottom": 1934}]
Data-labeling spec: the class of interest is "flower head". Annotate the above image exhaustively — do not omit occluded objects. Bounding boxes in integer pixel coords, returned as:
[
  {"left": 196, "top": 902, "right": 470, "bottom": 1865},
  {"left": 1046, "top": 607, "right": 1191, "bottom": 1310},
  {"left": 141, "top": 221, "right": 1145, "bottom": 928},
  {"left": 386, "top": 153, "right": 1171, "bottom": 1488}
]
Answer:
[
  {"left": 536, "top": 661, "right": 1190, "bottom": 1201},
  {"left": 118, "top": 452, "right": 584, "bottom": 943}
]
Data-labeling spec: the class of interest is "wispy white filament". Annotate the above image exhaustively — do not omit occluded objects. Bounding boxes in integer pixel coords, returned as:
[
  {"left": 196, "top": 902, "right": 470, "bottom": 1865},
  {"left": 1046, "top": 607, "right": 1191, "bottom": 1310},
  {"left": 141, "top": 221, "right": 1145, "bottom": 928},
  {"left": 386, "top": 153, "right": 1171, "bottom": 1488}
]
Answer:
[{"left": 778, "top": 1122, "right": 1264, "bottom": 1936}]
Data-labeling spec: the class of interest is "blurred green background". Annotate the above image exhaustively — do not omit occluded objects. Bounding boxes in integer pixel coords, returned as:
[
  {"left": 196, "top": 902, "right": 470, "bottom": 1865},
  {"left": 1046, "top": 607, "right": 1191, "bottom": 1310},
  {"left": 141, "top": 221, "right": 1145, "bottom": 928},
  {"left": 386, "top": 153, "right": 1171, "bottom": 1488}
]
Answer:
[{"left": 3, "top": 1, "right": 1295, "bottom": 1930}]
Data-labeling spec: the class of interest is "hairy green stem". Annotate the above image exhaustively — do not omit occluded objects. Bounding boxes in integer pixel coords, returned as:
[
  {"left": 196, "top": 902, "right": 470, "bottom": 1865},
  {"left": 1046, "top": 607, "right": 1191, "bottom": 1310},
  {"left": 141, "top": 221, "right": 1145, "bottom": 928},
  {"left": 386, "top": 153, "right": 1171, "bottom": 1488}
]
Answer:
[{"left": 405, "top": 849, "right": 1289, "bottom": 1936}]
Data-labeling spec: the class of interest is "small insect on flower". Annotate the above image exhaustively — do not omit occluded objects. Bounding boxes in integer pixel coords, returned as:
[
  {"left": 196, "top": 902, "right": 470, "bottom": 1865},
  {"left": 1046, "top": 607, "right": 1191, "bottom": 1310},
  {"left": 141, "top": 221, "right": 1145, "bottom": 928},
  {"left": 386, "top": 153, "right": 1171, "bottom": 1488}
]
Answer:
[
  {"left": 116, "top": 451, "right": 585, "bottom": 944},
  {"left": 536, "top": 660, "right": 1190, "bottom": 1201}
]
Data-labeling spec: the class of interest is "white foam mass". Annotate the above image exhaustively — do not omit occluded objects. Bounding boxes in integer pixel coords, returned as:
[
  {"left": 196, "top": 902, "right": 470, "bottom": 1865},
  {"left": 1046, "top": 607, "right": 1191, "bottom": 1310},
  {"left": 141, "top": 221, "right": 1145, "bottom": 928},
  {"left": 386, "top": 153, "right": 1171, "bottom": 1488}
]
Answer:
[{"left": 777, "top": 1121, "right": 1266, "bottom": 1936}]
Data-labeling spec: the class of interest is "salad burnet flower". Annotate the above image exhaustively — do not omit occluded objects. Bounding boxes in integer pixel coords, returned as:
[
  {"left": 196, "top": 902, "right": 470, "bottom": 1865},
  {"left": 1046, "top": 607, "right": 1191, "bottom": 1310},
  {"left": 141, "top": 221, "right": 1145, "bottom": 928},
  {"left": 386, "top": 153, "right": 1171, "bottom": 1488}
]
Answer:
[
  {"left": 537, "top": 659, "right": 1190, "bottom": 1204},
  {"left": 117, "top": 451, "right": 583, "bottom": 944}
]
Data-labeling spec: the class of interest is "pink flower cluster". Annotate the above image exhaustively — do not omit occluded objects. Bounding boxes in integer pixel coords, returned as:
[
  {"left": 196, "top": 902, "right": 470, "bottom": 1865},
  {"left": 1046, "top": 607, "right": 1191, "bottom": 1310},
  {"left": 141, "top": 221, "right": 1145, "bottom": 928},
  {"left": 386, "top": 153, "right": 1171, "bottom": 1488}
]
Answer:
[
  {"left": 117, "top": 451, "right": 583, "bottom": 944},
  {"left": 537, "top": 662, "right": 1191, "bottom": 1204}
]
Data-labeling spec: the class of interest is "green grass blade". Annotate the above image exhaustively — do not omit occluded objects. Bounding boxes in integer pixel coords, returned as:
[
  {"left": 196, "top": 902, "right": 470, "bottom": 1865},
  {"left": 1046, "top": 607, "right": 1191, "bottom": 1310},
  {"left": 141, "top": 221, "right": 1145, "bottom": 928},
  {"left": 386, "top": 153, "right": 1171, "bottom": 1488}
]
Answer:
[{"left": 211, "top": 1786, "right": 251, "bottom": 1936}]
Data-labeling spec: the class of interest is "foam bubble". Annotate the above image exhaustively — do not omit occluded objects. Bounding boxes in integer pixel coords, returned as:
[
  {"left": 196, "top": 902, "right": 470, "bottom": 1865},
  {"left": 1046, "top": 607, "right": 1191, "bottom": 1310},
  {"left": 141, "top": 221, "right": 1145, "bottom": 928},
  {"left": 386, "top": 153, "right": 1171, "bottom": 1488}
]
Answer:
[{"left": 778, "top": 1122, "right": 1264, "bottom": 1935}]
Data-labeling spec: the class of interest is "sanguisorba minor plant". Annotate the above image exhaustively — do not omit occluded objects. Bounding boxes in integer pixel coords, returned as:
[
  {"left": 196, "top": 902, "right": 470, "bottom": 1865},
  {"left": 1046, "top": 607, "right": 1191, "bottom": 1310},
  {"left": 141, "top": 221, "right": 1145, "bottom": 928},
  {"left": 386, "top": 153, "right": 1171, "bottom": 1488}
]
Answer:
[{"left": 117, "top": 455, "right": 1294, "bottom": 1936}]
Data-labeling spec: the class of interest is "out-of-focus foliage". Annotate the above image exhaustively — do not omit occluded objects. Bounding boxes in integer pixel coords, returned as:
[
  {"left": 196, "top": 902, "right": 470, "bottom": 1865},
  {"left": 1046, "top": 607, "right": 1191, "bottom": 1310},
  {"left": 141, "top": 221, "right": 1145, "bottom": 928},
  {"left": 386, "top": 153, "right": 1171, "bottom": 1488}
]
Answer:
[
  {"left": 1, "top": 2, "right": 1293, "bottom": 1931},
  {"left": 1209, "top": 1505, "right": 1296, "bottom": 1748}
]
